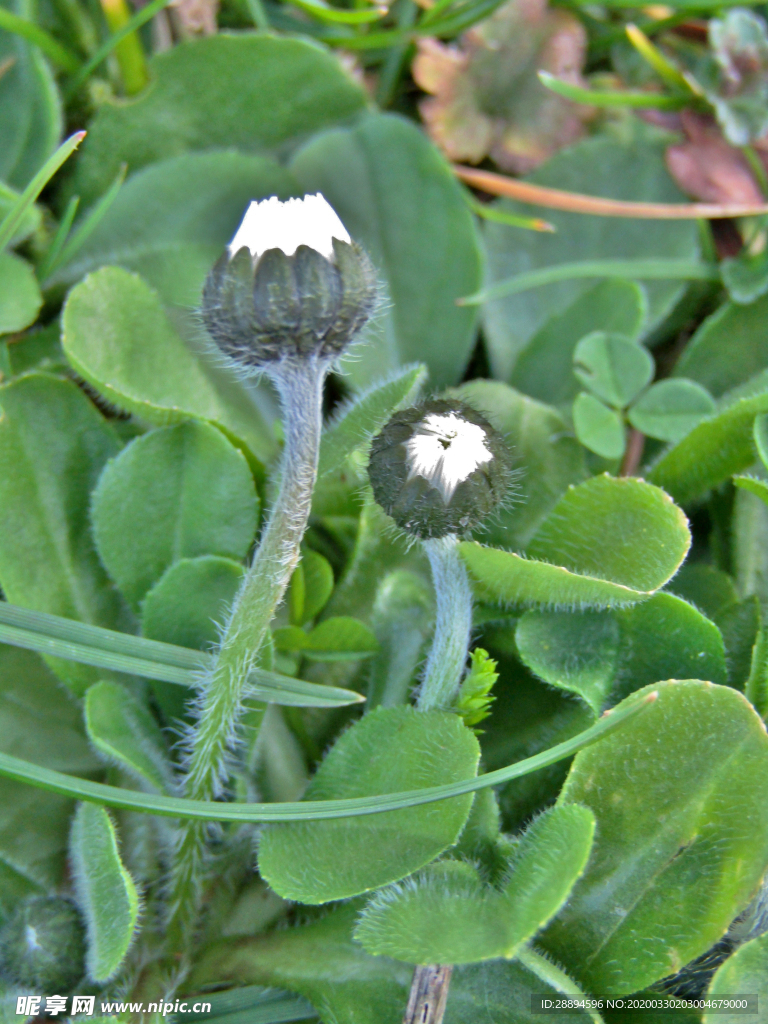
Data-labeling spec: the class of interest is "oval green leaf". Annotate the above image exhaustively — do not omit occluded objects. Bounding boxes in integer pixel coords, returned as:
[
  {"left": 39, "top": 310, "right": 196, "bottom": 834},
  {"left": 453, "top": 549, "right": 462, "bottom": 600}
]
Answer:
[
  {"left": 628, "top": 378, "right": 716, "bottom": 443},
  {"left": 91, "top": 421, "right": 257, "bottom": 608},
  {"left": 573, "top": 393, "right": 626, "bottom": 459},
  {"left": 258, "top": 706, "right": 480, "bottom": 903}
]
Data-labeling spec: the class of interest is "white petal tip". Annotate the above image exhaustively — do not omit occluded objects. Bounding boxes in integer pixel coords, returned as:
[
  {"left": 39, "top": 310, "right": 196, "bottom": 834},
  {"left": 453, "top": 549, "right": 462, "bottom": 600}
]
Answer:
[{"left": 227, "top": 193, "right": 351, "bottom": 261}]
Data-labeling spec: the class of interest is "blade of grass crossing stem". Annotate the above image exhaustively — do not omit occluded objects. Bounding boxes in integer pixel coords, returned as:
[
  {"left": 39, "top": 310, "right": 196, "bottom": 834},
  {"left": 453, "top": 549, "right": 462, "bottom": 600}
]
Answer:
[
  {"left": 290, "top": 0, "right": 386, "bottom": 25},
  {"left": 0, "top": 8, "right": 80, "bottom": 72},
  {"left": 459, "top": 259, "right": 719, "bottom": 305},
  {"left": 0, "top": 603, "right": 364, "bottom": 707},
  {"left": 467, "top": 196, "right": 554, "bottom": 233},
  {"left": 0, "top": 133, "right": 86, "bottom": 253},
  {"left": 0, "top": 694, "right": 654, "bottom": 822},
  {"left": 42, "top": 165, "right": 126, "bottom": 281}
]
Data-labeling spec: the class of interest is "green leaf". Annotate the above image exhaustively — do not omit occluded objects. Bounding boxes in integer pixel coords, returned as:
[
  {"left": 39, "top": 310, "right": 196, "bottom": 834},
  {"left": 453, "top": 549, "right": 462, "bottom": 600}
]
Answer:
[
  {"left": 573, "top": 332, "right": 654, "bottom": 408},
  {"left": 706, "top": 932, "right": 768, "bottom": 1023},
  {"left": 753, "top": 412, "right": 768, "bottom": 468},
  {"left": 453, "top": 380, "right": 587, "bottom": 548},
  {"left": 62, "top": 267, "right": 275, "bottom": 464},
  {"left": 528, "top": 475, "right": 691, "bottom": 591},
  {"left": 73, "top": 34, "right": 366, "bottom": 205},
  {"left": 70, "top": 803, "right": 139, "bottom": 982},
  {"left": 0, "top": 691, "right": 652, "bottom": 823},
  {"left": 648, "top": 389, "right": 768, "bottom": 505},
  {"left": 628, "top": 379, "right": 717, "bottom": 443},
  {"left": 674, "top": 293, "right": 768, "bottom": 399},
  {"left": 0, "top": 644, "right": 101, "bottom": 893},
  {"left": 258, "top": 707, "right": 480, "bottom": 902},
  {"left": 354, "top": 804, "right": 595, "bottom": 964},
  {"left": 274, "top": 617, "right": 379, "bottom": 661},
  {"left": 734, "top": 475, "right": 768, "bottom": 505},
  {"left": 367, "top": 569, "right": 433, "bottom": 710},
  {"left": 482, "top": 133, "right": 700, "bottom": 381},
  {"left": 142, "top": 555, "right": 243, "bottom": 650},
  {"left": 746, "top": 628, "right": 768, "bottom": 719},
  {"left": 456, "top": 648, "right": 498, "bottom": 728},
  {"left": 0, "top": 23, "right": 62, "bottom": 189},
  {"left": 298, "top": 549, "right": 334, "bottom": 625},
  {"left": 614, "top": 593, "right": 728, "bottom": 693},
  {"left": 540, "top": 681, "right": 768, "bottom": 995},
  {"left": 573, "top": 393, "right": 627, "bottom": 459},
  {"left": 666, "top": 563, "right": 739, "bottom": 619},
  {"left": 516, "top": 610, "right": 620, "bottom": 713},
  {"left": 0, "top": 373, "right": 127, "bottom": 694},
  {"left": 290, "top": 112, "right": 483, "bottom": 389},
  {"left": 462, "top": 544, "right": 654, "bottom": 609},
  {"left": 716, "top": 596, "right": 761, "bottom": 690},
  {"left": 0, "top": 251, "right": 40, "bottom": 333},
  {"left": 85, "top": 681, "right": 175, "bottom": 794},
  {"left": 317, "top": 365, "right": 427, "bottom": 478},
  {"left": 722, "top": 249, "right": 768, "bottom": 306},
  {"left": 183, "top": 988, "right": 317, "bottom": 1024},
  {"left": 50, "top": 152, "right": 298, "bottom": 308},
  {"left": 91, "top": 421, "right": 257, "bottom": 609},
  {"left": 511, "top": 280, "right": 647, "bottom": 408}
]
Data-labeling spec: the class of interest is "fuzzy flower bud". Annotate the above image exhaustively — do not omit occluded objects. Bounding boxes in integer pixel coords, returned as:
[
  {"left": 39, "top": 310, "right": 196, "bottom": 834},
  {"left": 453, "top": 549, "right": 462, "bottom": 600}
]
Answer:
[
  {"left": 202, "top": 194, "right": 377, "bottom": 371},
  {"left": 367, "top": 398, "right": 514, "bottom": 539},
  {"left": 0, "top": 896, "right": 86, "bottom": 992}
]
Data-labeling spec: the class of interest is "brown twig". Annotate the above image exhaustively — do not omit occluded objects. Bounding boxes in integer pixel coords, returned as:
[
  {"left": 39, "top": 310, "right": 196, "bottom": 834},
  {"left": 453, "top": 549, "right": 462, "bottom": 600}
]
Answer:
[
  {"left": 620, "top": 428, "right": 646, "bottom": 478},
  {"left": 403, "top": 965, "right": 453, "bottom": 1024},
  {"left": 453, "top": 165, "right": 768, "bottom": 219}
]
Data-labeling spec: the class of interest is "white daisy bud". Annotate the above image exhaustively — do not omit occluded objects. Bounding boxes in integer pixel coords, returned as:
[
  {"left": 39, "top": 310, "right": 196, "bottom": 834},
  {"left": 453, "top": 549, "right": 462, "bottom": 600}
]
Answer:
[{"left": 227, "top": 194, "right": 351, "bottom": 261}]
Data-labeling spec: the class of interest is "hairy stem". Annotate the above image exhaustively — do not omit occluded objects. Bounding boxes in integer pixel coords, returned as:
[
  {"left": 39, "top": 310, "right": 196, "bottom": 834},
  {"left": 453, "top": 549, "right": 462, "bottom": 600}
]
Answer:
[
  {"left": 165, "top": 357, "right": 325, "bottom": 963},
  {"left": 417, "top": 535, "right": 473, "bottom": 712}
]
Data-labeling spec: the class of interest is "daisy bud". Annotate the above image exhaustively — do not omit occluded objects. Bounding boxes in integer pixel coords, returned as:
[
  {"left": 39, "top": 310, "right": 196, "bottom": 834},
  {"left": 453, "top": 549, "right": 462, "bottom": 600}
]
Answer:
[
  {"left": 201, "top": 194, "right": 377, "bottom": 371},
  {"left": 367, "top": 399, "right": 514, "bottom": 539},
  {"left": 0, "top": 896, "right": 86, "bottom": 992}
]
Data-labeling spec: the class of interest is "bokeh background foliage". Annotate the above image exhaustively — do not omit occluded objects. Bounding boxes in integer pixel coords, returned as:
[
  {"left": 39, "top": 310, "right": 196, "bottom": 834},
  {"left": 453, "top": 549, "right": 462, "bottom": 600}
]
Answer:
[{"left": 2, "top": 0, "right": 768, "bottom": 1019}]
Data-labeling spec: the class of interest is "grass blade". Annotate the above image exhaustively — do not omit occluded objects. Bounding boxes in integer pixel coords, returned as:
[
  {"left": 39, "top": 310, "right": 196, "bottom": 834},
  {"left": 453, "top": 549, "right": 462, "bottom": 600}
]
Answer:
[
  {"left": 538, "top": 70, "right": 686, "bottom": 110},
  {"left": 288, "top": 0, "right": 386, "bottom": 24},
  {"left": 66, "top": 0, "right": 174, "bottom": 97},
  {"left": 0, "top": 132, "right": 86, "bottom": 253},
  {"left": 458, "top": 259, "right": 719, "bottom": 305},
  {"left": 467, "top": 196, "right": 554, "bottom": 233},
  {"left": 0, "top": 7, "right": 81, "bottom": 72},
  {"left": 43, "top": 164, "right": 126, "bottom": 281},
  {"left": 0, "top": 602, "right": 364, "bottom": 707},
  {"left": 0, "top": 693, "right": 654, "bottom": 822},
  {"left": 184, "top": 987, "right": 317, "bottom": 1024},
  {"left": 36, "top": 195, "right": 80, "bottom": 282}
]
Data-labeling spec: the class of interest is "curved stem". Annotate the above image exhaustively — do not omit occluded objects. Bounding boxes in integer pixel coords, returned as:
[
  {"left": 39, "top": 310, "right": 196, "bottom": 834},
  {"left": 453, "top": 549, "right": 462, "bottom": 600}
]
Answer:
[
  {"left": 417, "top": 535, "right": 473, "bottom": 712},
  {"left": 165, "top": 357, "right": 326, "bottom": 962}
]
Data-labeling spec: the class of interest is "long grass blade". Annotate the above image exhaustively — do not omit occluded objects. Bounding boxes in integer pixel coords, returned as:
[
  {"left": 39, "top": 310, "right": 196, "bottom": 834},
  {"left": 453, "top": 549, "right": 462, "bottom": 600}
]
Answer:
[
  {"left": 36, "top": 195, "right": 80, "bottom": 282},
  {"left": 454, "top": 165, "right": 768, "bottom": 219},
  {"left": 0, "top": 603, "right": 364, "bottom": 707},
  {"left": 0, "top": 8, "right": 81, "bottom": 71},
  {"left": 467, "top": 196, "right": 554, "bottom": 233},
  {"left": 458, "top": 259, "right": 719, "bottom": 305},
  {"left": 0, "top": 132, "right": 86, "bottom": 253},
  {"left": 289, "top": 0, "right": 387, "bottom": 24},
  {"left": 0, "top": 693, "right": 655, "bottom": 822}
]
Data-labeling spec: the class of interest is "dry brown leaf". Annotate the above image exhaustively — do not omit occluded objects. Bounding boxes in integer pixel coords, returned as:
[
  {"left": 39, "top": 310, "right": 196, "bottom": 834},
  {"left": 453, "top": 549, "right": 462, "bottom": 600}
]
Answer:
[
  {"left": 413, "top": 0, "right": 590, "bottom": 174},
  {"left": 168, "top": 0, "right": 219, "bottom": 36},
  {"left": 665, "top": 109, "right": 765, "bottom": 205}
]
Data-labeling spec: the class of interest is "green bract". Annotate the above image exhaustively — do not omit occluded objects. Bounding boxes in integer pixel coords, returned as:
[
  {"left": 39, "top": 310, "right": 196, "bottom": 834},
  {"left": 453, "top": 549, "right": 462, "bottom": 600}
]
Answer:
[
  {"left": 367, "top": 399, "right": 515, "bottom": 539},
  {"left": 202, "top": 237, "right": 377, "bottom": 370}
]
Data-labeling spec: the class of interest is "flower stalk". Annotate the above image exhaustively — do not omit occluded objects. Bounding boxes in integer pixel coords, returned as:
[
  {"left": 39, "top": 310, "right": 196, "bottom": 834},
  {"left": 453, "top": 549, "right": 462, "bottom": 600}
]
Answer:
[
  {"left": 417, "top": 535, "right": 473, "bottom": 712},
  {"left": 165, "top": 194, "right": 376, "bottom": 967}
]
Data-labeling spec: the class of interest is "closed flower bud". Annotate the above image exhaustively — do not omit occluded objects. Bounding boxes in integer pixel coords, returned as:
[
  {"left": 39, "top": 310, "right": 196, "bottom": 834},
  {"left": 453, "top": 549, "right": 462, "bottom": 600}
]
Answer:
[
  {"left": 202, "top": 194, "right": 377, "bottom": 371},
  {"left": 0, "top": 896, "right": 86, "bottom": 992},
  {"left": 367, "top": 399, "right": 514, "bottom": 539}
]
